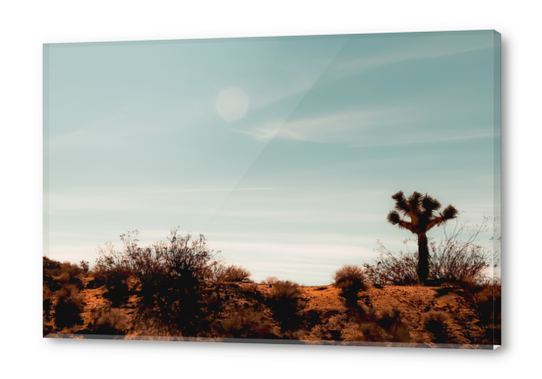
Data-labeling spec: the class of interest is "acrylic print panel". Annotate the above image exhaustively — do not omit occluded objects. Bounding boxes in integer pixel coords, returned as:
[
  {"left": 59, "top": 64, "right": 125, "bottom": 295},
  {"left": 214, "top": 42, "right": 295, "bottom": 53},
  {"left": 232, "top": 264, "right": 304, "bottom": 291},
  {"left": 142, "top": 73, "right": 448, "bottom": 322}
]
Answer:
[{"left": 43, "top": 30, "right": 501, "bottom": 349}]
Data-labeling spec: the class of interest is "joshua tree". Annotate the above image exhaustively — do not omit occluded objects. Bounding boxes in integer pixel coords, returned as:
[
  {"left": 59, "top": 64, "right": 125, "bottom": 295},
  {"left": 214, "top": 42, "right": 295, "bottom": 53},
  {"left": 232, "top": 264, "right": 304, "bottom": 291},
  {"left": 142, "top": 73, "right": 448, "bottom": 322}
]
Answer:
[{"left": 387, "top": 191, "right": 458, "bottom": 285}]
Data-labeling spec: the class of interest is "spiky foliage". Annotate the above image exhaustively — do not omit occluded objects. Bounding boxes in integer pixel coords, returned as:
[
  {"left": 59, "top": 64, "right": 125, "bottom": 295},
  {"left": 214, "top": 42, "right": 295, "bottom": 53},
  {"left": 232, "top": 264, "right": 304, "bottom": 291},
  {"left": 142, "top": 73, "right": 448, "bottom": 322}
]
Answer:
[{"left": 387, "top": 191, "right": 458, "bottom": 285}]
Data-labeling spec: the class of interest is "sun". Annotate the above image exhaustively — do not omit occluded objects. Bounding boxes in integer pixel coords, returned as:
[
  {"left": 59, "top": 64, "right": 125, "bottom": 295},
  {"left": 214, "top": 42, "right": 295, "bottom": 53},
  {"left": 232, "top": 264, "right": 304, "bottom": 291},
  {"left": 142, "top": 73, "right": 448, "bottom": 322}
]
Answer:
[{"left": 215, "top": 87, "right": 250, "bottom": 122}]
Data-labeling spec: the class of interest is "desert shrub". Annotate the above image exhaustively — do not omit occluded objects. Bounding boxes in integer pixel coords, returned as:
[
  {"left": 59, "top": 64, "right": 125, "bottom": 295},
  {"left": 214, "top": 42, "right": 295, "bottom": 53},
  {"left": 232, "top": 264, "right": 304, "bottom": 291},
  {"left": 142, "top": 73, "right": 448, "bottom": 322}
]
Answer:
[
  {"left": 458, "top": 280, "right": 501, "bottom": 345},
  {"left": 376, "top": 309, "right": 411, "bottom": 342},
  {"left": 365, "top": 218, "right": 499, "bottom": 286},
  {"left": 43, "top": 256, "right": 61, "bottom": 273},
  {"left": 53, "top": 283, "right": 85, "bottom": 329},
  {"left": 80, "top": 260, "right": 90, "bottom": 273},
  {"left": 43, "top": 256, "right": 62, "bottom": 292},
  {"left": 201, "top": 259, "right": 225, "bottom": 282},
  {"left": 334, "top": 307, "right": 410, "bottom": 343},
  {"left": 427, "top": 219, "right": 498, "bottom": 284},
  {"left": 266, "top": 280, "right": 306, "bottom": 333},
  {"left": 43, "top": 257, "right": 85, "bottom": 291},
  {"left": 203, "top": 261, "right": 253, "bottom": 283},
  {"left": 94, "top": 243, "right": 133, "bottom": 305},
  {"left": 43, "top": 284, "right": 54, "bottom": 323},
  {"left": 96, "top": 229, "right": 222, "bottom": 336},
  {"left": 81, "top": 309, "right": 127, "bottom": 336},
  {"left": 343, "top": 322, "right": 389, "bottom": 342},
  {"left": 423, "top": 311, "right": 453, "bottom": 343},
  {"left": 261, "top": 276, "right": 279, "bottom": 285},
  {"left": 60, "top": 262, "right": 84, "bottom": 278},
  {"left": 56, "top": 262, "right": 85, "bottom": 290},
  {"left": 363, "top": 245, "right": 419, "bottom": 286},
  {"left": 86, "top": 271, "right": 106, "bottom": 288},
  {"left": 214, "top": 305, "right": 278, "bottom": 339},
  {"left": 219, "top": 265, "right": 253, "bottom": 283},
  {"left": 100, "top": 268, "right": 131, "bottom": 306},
  {"left": 333, "top": 265, "right": 367, "bottom": 306}
]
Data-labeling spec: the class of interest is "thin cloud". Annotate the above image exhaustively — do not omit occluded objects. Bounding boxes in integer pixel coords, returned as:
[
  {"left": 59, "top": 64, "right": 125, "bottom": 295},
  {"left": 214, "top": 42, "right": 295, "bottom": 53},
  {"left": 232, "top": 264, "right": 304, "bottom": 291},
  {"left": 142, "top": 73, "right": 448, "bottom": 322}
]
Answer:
[
  {"left": 207, "top": 240, "right": 378, "bottom": 260},
  {"left": 334, "top": 35, "right": 494, "bottom": 77},
  {"left": 352, "top": 131, "right": 496, "bottom": 148},
  {"left": 46, "top": 193, "right": 137, "bottom": 212},
  {"left": 231, "top": 99, "right": 495, "bottom": 147},
  {"left": 211, "top": 208, "right": 384, "bottom": 223},
  {"left": 230, "top": 106, "right": 416, "bottom": 143}
]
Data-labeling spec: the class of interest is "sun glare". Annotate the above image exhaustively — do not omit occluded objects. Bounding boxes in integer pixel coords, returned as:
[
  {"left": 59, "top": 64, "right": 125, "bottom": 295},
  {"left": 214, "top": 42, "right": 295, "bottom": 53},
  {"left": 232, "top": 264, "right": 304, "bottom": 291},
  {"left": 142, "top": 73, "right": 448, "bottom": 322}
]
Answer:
[{"left": 215, "top": 87, "right": 250, "bottom": 121}]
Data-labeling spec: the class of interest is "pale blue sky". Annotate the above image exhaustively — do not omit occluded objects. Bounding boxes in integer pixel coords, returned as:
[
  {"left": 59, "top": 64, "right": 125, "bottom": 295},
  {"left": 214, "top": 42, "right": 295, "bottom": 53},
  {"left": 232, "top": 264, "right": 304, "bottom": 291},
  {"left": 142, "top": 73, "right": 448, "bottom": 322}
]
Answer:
[{"left": 44, "top": 30, "right": 501, "bottom": 285}]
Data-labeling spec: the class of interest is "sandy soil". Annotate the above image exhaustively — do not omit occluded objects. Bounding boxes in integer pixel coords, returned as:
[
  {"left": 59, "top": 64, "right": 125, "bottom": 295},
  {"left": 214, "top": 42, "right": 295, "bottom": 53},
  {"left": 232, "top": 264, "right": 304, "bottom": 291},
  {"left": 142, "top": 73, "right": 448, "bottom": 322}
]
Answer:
[{"left": 45, "top": 277, "right": 492, "bottom": 348}]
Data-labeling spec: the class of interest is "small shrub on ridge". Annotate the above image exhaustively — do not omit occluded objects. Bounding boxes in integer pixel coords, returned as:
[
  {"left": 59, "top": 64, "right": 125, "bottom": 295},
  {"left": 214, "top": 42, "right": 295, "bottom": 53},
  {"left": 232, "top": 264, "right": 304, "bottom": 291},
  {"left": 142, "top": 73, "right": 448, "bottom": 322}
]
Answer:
[{"left": 333, "top": 265, "right": 367, "bottom": 306}]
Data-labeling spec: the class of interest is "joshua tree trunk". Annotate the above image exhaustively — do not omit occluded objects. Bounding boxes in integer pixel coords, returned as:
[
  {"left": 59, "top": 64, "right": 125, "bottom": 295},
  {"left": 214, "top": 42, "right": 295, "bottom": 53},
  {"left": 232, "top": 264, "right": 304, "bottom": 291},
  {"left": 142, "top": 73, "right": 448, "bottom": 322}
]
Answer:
[{"left": 417, "top": 232, "right": 429, "bottom": 285}]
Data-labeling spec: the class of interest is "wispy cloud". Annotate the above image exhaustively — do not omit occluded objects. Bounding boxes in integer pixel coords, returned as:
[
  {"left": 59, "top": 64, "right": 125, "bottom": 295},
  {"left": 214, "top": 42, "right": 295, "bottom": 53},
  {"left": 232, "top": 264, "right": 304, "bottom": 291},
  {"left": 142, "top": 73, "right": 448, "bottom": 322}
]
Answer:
[
  {"left": 48, "top": 97, "right": 212, "bottom": 150},
  {"left": 45, "top": 186, "right": 278, "bottom": 213},
  {"left": 249, "top": 75, "right": 317, "bottom": 111},
  {"left": 231, "top": 104, "right": 493, "bottom": 146},
  {"left": 207, "top": 240, "right": 377, "bottom": 261},
  {"left": 230, "top": 106, "right": 415, "bottom": 143},
  {"left": 334, "top": 35, "right": 494, "bottom": 77},
  {"left": 46, "top": 193, "right": 138, "bottom": 212},
  {"left": 212, "top": 208, "right": 383, "bottom": 223},
  {"left": 142, "top": 187, "right": 277, "bottom": 194}
]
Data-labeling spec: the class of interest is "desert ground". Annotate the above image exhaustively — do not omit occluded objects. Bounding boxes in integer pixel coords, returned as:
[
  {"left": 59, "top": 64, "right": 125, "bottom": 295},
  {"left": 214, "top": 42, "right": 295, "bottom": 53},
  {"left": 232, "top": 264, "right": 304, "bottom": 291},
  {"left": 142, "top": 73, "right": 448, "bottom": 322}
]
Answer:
[{"left": 43, "top": 259, "right": 500, "bottom": 349}]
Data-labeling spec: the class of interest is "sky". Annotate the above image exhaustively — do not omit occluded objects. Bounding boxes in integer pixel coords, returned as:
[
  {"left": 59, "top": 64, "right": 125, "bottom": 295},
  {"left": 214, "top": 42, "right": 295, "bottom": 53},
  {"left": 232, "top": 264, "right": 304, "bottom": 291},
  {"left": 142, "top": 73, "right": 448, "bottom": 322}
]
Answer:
[{"left": 43, "top": 30, "right": 501, "bottom": 285}]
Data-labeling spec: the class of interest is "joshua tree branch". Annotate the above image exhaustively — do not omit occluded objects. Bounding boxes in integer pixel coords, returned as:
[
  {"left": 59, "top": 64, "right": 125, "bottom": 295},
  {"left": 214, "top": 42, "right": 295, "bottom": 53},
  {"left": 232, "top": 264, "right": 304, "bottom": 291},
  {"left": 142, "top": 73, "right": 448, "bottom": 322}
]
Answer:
[{"left": 387, "top": 211, "right": 415, "bottom": 233}]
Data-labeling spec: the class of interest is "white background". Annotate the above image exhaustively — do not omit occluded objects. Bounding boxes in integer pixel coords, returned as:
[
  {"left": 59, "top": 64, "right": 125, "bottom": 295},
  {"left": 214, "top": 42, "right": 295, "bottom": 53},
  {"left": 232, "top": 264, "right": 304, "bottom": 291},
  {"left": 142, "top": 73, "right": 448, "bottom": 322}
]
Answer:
[{"left": 0, "top": 0, "right": 538, "bottom": 377}]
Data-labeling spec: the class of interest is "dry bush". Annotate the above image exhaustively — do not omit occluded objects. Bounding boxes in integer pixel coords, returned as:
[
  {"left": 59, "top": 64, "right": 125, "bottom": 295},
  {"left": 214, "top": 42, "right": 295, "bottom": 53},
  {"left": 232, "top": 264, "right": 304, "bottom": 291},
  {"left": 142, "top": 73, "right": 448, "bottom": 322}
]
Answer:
[
  {"left": 43, "top": 257, "right": 84, "bottom": 291},
  {"left": 309, "top": 313, "right": 346, "bottom": 341},
  {"left": 43, "top": 284, "right": 54, "bottom": 324},
  {"left": 261, "top": 276, "right": 279, "bottom": 285},
  {"left": 60, "top": 262, "right": 84, "bottom": 278},
  {"left": 43, "top": 256, "right": 62, "bottom": 292},
  {"left": 342, "top": 322, "right": 389, "bottom": 342},
  {"left": 82, "top": 309, "right": 127, "bottom": 336},
  {"left": 363, "top": 245, "right": 418, "bottom": 286},
  {"left": 94, "top": 244, "right": 132, "bottom": 306},
  {"left": 100, "top": 268, "right": 131, "bottom": 306},
  {"left": 375, "top": 309, "right": 411, "bottom": 342},
  {"left": 333, "top": 265, "right": 367, "bottom": 307},
  {"left": 312, "top": 307, "right": 410, "bottom": 344},
  {"left": 423, "top": 311, "right": 453, "bottom": 343},
  {"left": 266, "top": 280, "right": 306, "bottom": 333},
  {"left": 57, "top": 262, "right": 85, "bottom": 289},
  {"left": 201, "top": 260, "right": 225, "bottom": 282},
  {"left": 428, "top": 218, "right": 498, "bottom": 284},
  {"left": 365, "top": 218, "right": 499, "bottom": 286},
  {"left": 214, "top": 306, "right": 278, "bottom": 339},
  {"left": 459, "top": 279, "right": 501, "bottom": 345},
  {"left": 80, "top": 260, "right": 90, "bottom": 273},
  {"left": 95, "top": 229, "right": 222, "bottom": 336},
  {"left": 216, "top": 264, "right": 253, "bottom": 283},
  {"left": 53, "top": 283, "right": 85, "bottom": 329},
  {"left": 43, "top": 256, "right": 61, "bottom": 274}
]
